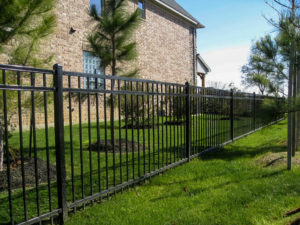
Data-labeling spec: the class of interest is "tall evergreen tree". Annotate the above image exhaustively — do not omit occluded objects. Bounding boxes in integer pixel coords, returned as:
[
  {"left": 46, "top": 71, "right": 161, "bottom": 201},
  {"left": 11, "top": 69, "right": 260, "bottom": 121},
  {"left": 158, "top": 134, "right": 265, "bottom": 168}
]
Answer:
[
  {"left": 0, "top": 0, "right": 56, "bottom": 54},
  {"left": 88, "top": 0, "right": 141, "bottom": 144},
  {"left": 0, "top": 0, "right": 56, "bottom": 171},
  {"left": 242, "top": 35, "right": 287, "bottom": 96},
  {"left": 88, "top": 0, "right": 140, "bottom": 77},
  {"left": 252, "top": 0, "right": 300, "bottom": 169},
  {"left": 267, "top": 0, "right": 299, "bottom": 170}
]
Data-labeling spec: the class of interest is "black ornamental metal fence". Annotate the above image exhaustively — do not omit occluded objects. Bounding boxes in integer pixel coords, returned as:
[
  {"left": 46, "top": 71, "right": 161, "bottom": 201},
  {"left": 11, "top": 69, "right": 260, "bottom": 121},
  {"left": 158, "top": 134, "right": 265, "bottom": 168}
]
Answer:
[{"left": 0, "top": 64, "right": 284, "bottom": 225}]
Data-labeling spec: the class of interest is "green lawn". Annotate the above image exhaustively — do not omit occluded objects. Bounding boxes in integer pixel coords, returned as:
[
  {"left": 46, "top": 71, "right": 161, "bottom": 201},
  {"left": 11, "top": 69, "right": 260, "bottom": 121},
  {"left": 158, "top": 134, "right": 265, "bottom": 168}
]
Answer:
[
  {"left": 64, "top": 119, "right": 300, "bottom": 225},
  {"left": 0, "top": 114, "right": 260, "bottom": 224}
]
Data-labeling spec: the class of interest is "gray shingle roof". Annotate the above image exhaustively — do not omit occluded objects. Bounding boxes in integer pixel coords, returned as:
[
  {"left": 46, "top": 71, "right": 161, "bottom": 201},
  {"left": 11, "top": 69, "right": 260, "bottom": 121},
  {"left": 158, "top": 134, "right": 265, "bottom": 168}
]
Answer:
[{"left": 157, "top": 0, "right": 204, "bottom": 28}]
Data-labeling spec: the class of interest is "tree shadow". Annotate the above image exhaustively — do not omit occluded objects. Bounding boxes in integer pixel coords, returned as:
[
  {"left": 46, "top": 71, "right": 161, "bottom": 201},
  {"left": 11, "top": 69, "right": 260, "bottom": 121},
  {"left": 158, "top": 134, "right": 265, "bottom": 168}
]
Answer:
[
  {"left": 149, "top": 169, "right": 286, "bottom": 202},
  {"left": 200, "top": 145, "right": 286, "bottom": 162}
]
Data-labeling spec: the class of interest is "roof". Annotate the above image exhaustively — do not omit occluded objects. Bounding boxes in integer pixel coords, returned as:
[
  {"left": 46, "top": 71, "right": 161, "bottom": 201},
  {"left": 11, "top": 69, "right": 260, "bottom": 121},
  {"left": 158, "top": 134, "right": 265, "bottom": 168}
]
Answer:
[
  {"left": 154, "top": 0, "right": 205, "bottom": 28},
  {"left": 197, "top": 54, "right": 211, "bottom": 74}
]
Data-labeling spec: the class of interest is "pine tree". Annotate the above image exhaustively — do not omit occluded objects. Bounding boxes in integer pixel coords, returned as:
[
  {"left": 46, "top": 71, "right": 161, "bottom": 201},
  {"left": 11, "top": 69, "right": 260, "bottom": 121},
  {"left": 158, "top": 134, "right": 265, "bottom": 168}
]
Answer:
[
  {"left": 0, "top": 0, "right": 56, "bottom": 53},
  {"left": 242, "top": 35, "right": 286, "bottom": 96},
  {"left": 0, "top": 0, "right": 56, "bottom": 171},
  {"left": 257, "top": 0, "right": 300, "bottom": 169},
  {"left": 88, "top": 0, "right": 140, "bottom": 77},
  {"left": 88, "top": 0, "right": 141, "bottom": 145}
]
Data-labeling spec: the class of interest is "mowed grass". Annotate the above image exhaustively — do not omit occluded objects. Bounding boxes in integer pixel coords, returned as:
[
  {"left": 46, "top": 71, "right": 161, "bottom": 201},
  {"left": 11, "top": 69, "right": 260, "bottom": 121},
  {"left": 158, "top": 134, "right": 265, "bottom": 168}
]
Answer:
[
  {"left": 65, "top": 120, "right": 300, "bottom": 225},
  {"left": 0, "top": 114, "right": 259, "bottom": 224}
]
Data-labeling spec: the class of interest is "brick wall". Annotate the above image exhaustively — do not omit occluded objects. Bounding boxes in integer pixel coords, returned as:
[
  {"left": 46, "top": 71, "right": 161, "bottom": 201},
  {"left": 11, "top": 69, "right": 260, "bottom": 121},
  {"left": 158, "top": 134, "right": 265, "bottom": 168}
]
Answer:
[
  {"left": 1, "top": 0, "right": 199, "bottom": 129},
  {"left": 133, "top": 0, "right": 196, "bottom": 84},
  {"left": 41, "top": 0, "right": 196, "bottom": 84}
]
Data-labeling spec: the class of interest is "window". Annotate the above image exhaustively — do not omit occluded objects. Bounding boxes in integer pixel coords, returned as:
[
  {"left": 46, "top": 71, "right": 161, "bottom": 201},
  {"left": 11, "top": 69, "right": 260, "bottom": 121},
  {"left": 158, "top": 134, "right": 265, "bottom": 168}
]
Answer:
[
  {"left": 90, "top": 0, "right": 102, "bottom": 15},
  {"left": 83, "top": 51, "right": 104, "bottom": 90},
  {"left": 138, "top": 0, "right": 145, "bottom": 18}
]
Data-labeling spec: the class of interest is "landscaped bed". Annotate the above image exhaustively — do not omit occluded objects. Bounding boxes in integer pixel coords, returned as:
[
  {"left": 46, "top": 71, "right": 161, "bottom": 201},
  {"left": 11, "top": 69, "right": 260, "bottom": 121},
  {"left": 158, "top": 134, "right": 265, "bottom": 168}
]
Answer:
[
  {"left": 88, "top": 139, "right": 148, "bottom": 153},
  {"left": 0, "top": 158, "right": 56, "bottom": 191},
  {"left": 65, "top": 120, "right": 300, "bottom": 225}
]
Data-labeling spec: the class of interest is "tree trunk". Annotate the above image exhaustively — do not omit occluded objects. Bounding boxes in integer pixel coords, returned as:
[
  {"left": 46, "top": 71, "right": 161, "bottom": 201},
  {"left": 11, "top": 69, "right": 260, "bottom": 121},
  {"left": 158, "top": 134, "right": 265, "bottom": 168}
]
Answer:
[
  {"left": 110, "top": 35, "right": 116, "bottom": 151},
  {"left": 288, "top": 40, "right": 295, "bottom": 170},
  {"left": 296, "top": 64, "right": 300, "bottom": 152},
  {"left": 292, "top": 63, "right": 297, "bottom": 157},
  {"left": 0, "top": 120, "right": 3, "bottom": 171},
  {"left": 287, "top": 0, "right": 296, "bottom": 170}
]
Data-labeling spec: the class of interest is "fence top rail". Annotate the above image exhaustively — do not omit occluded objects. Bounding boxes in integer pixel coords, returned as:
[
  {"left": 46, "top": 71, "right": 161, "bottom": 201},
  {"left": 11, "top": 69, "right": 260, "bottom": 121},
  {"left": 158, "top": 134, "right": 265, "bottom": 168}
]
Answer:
[
  {"left": 0, "top": 64, "right": 53, "bottom": 74},
  {"left": 189, "top": 85, "right": 230, "bottom": 93},
  {"left": 189, "top": 84, "right": 284, "bottom": 99},
  {"left": 189, "top": 85, "right": 274, "bottom": 98},
  {"left": 0, "top": 64, "right": 287, "bottom": 100},
  {"left": 64, "top": 87, "right": 188, "bottom": 96},
  {"left": 63, "top": 70, "right": 187, "bottom": 88},
  {"left": 0, "top": 84, "right": 55, "bottom": 92}
]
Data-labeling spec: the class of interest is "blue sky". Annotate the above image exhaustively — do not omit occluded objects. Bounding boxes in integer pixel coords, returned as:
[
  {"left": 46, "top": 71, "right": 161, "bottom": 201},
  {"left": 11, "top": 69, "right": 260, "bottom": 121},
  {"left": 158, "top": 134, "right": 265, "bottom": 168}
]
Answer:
[{"left": 176, "top": 0, "right": 279, "bottom": 90}]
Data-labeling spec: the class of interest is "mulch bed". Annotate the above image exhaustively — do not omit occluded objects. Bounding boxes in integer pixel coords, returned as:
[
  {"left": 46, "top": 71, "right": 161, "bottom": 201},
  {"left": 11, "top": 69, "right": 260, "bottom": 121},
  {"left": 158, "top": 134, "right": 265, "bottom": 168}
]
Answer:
[
  {"left": 122, "top": 120, "right": 186, "bottom": 128},
  {"left": 0, "top": 158, "right": 56, "bottom": 192},
  {"left": 88, "top": 139, "right": 147, "bottom": 153},
  {"left": 122, "top": 124, "right": 156, "bottom": 129},
  {"left": 256, "top": 152, "right": 300, "bottom": 167},
  {"left": 164, "top": 120, "right": 185, "bottom": 125},
  {"left": 220, "top": 117, "right": 241, "bottom": 121}
]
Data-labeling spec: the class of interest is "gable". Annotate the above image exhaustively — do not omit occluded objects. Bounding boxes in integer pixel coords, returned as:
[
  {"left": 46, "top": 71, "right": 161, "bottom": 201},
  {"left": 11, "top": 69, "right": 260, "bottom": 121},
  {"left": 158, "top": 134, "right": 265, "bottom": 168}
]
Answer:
[{"left": 197, "top": 54, "right": 211, "bottom": 74}]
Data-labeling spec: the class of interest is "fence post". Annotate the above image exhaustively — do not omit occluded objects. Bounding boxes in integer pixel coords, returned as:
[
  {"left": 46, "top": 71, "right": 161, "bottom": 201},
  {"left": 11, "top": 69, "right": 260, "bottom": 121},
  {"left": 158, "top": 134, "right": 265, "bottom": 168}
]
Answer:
[
  {"left": 230, "top": 89, "right": 234, "bottom": 141},
  {"left": 253, "top": 92, "right": 256, "bottom": 131},
  {"left": 185, "top": 82, "right": 191, "bottom": 161},
  {"left": 53, "top": 64, "right": 68, "bottom": 224}
]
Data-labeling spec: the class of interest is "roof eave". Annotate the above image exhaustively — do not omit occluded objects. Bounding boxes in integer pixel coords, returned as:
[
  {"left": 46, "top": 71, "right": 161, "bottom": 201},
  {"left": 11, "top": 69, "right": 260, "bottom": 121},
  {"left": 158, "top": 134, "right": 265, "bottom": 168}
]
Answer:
[
  {"left": 197, "top": 54, "right": 211, "bottom": 72},
  {"left": 197, "top": 23, "right": 205, "bottom": 29},
  {"left": 154, "top": 0, "right": 205, "bottom": 29}
]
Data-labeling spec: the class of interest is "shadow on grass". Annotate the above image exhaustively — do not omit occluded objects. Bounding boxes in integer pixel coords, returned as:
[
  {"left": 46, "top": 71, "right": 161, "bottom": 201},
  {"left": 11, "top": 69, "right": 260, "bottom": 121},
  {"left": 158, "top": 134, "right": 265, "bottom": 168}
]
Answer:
[
  {"left": 149, "top": 169, "right": 286, "bottom": 202},
  {"left": 201, "top": 145, "right": 287, "bottom": 162}
]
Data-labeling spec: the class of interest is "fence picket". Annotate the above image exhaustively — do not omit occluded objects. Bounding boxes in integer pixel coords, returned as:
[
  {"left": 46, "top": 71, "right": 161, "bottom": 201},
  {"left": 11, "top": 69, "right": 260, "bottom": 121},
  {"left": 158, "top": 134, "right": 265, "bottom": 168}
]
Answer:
[
  {"left": 53, "top": 64, "right": 68, "bottom": 224},
  {"left": 185, "top": 82, "right": 191, "bottom": 161}
]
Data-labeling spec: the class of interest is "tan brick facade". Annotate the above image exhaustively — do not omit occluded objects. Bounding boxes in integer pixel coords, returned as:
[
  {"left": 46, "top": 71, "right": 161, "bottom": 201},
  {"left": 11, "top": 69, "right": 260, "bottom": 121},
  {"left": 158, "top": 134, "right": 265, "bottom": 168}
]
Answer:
[
  {"left": 1, "top": 0, "right": 200, "bottom": 128},
  {"left": 42, "top": 0, "right": 197, "bottom": 84},
  {"left": 133, "top": 0, "right": 196, "bottom": 84}
]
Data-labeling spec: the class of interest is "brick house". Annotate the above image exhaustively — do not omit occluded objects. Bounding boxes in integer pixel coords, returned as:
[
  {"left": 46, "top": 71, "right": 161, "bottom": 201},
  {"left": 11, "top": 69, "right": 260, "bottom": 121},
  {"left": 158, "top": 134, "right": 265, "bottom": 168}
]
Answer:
[
  {"left": 44, "top": 0, "right": 204, "bottom": 85},
  {"left": 0, "top": 0, "right": 205, "bottom": 127}
]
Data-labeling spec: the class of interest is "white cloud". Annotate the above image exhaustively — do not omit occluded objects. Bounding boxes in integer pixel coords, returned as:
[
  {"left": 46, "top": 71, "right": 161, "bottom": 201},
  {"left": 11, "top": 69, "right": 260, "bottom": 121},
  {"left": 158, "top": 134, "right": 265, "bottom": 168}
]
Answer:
[{"left": 200, "top": 44, "right": 251, "bottom": 90}]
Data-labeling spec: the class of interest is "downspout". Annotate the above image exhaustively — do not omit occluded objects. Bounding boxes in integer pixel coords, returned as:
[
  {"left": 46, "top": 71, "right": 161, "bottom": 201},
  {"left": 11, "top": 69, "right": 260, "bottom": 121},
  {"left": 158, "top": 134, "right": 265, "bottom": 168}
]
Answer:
[{"left": 192, "top": 27, "right": 197, "bottom": 85}]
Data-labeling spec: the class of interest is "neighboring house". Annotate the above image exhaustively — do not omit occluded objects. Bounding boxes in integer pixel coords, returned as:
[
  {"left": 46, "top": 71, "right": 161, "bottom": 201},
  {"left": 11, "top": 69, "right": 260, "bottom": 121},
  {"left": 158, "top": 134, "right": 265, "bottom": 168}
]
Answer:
[
  {"left": 41, "top": 0, "right": 204, "bottom": 85},
  {"left": 196, "top": 54, "right": 211, "bottom": 88}
]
